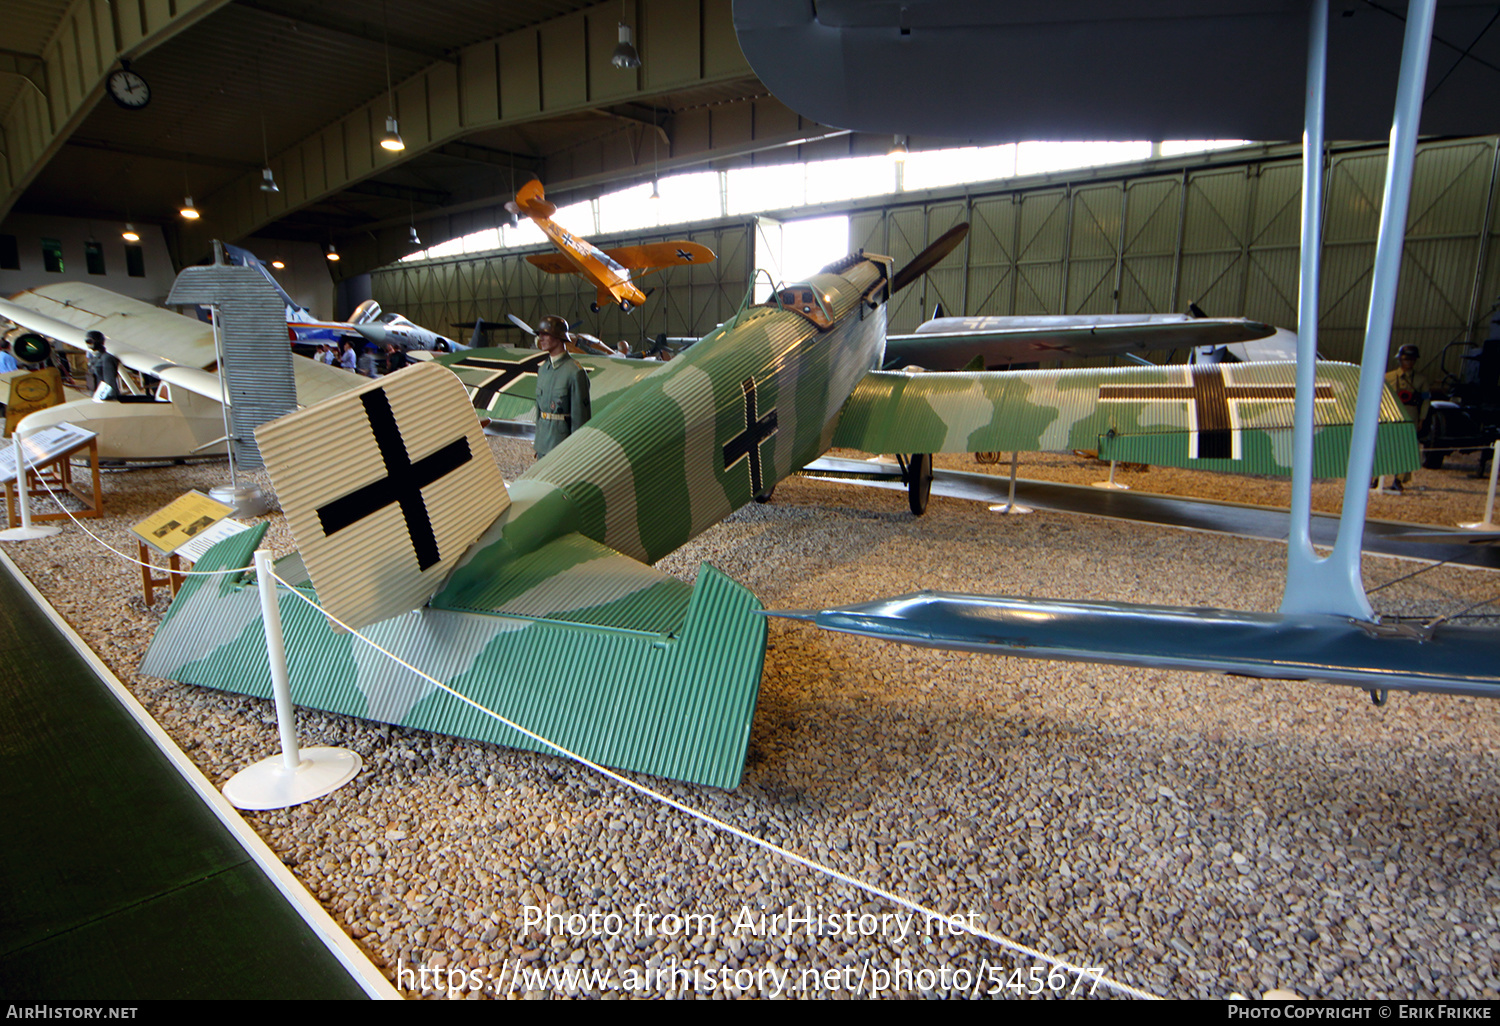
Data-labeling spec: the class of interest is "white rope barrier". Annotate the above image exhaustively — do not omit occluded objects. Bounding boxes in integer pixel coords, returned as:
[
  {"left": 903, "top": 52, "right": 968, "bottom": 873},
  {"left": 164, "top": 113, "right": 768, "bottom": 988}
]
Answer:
[
  {"left": 267, "top": 567, "right": 1162, "bottom": 1001},
  {"left": 10, "top": 458, "right": 1161, "bottom": 998}
]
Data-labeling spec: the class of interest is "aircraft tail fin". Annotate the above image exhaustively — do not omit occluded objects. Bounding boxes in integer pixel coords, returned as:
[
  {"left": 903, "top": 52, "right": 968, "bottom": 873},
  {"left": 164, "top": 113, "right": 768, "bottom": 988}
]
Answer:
[
  {"left": 513, "top": 178, "right": 557, "bottom": 219},
  {"left": 254, "top": 362, "right": 510, "bottom": 631},
  {"left": 349, "top": 299, "right": 384, "bottom": 325},
  {"left": 221, "top": 243, "right": 316, "bottom": 322}
]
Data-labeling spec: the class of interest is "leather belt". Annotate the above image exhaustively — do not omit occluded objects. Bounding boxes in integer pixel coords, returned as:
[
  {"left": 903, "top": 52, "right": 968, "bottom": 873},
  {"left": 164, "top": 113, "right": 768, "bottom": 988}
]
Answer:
[{"left": 539, "top": 411, "right": 571, "bottom": 421}]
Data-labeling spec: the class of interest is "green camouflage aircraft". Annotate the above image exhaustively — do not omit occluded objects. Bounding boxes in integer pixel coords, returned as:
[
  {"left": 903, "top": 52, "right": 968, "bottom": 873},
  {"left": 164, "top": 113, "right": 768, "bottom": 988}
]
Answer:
[{"left": 141, "top": 230, "right": 1419, "bottom": 788}]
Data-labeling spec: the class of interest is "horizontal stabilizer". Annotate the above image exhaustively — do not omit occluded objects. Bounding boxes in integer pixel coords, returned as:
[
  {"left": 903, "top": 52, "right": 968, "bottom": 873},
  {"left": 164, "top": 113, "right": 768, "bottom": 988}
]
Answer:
[
  {"left": 142, "top": 525, "right": 767, "bottom": 788},
  {"left": 774, "top": 592, "right": 1500, "bottom": 700}
]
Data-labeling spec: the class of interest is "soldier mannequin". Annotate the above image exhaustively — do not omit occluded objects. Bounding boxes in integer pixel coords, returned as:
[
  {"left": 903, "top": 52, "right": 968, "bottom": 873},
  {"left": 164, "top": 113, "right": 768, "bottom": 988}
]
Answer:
[
  {"left": 1384, "top": 343, "right": 1433, "bottom": 493},
  {"left": 533, "top": 314, "right": 591, "bottom": 457}
]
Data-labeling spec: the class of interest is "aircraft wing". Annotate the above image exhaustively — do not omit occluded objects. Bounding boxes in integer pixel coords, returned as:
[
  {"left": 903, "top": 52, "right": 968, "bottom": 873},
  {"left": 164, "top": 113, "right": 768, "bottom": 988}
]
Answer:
[
  {"left": 0, "top": 283, "right": 361, "bottom": 408},
  {"left": 832, "top": 361, "right": 1419, "bottom": 477},
  {"left": 1, "top": 283, "right": 217, "bottom": 368},
  {"left": 885, "top": 314, "right": 1277, "bottom": 370},
  {"left": 432, "top": 345, "right": 663, "bottom": 422},
  {"left": 601, "top": 241, "right": 715, "bottom": 270},
  {"left": 525, "top": 252, "right": 580, "bottom": 274}
]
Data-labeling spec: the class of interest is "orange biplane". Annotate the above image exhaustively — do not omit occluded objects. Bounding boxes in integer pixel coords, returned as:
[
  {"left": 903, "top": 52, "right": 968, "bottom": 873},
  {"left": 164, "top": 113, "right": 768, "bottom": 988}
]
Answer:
[{"left": 507, "top": 179, "right": 715, "bottom": 313}]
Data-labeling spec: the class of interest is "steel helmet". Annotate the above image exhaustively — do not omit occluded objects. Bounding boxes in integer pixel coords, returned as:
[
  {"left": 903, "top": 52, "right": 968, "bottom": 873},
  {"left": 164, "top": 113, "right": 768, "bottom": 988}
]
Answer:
[
  {"left": 535, "top": 315, "right": 569, "bottom": 340},
  {"left": 1397, "top": 344, "right": 1419, "bottom": 360}
]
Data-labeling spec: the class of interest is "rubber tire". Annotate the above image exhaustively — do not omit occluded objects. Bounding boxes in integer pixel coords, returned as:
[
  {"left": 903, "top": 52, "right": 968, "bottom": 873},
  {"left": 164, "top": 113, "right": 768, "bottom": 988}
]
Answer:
[
  {"left": 907, "top": 453, "right": 933, "bottom": 515},
  {"left": 590, "top": 302, "right": 600, "bottom": 313},
  {"left": 754, "top": 485, "right": 775, "bottom": 504}
]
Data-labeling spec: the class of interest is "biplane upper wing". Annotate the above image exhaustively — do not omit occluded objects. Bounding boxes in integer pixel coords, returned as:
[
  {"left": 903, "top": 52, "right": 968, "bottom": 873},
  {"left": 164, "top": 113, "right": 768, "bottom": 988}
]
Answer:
[{"left": 832, "top": 360, "right": 1419, "bottom": 477}]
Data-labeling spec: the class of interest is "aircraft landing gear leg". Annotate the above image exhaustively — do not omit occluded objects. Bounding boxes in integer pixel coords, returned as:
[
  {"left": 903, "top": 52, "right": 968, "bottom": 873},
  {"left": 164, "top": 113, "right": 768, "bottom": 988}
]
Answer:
[
  {"left": 1369, "top": 688, "right": 1389, "bottom": 707},
  {"left": 905, "top": 453, "right": 933, "bottom": 515}
]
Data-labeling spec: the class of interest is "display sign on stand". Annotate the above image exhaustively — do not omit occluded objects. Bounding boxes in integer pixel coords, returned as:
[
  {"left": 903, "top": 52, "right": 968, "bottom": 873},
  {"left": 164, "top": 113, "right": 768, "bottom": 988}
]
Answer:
[{"left": 131, "top": 490, "right": 249, "bottom": 605}]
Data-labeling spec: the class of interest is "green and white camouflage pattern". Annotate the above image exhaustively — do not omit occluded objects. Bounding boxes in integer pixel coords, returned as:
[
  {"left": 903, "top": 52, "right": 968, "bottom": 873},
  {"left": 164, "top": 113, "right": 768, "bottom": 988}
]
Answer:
[
  {"left": 142, "top": 524, "right": 765, "bottom": 788},
  {"left": 833, "top": 361, "right": 1418, "bottom": 477},
  {"left": 140, "top": 245, "right": 1418, "bottom": 789}
]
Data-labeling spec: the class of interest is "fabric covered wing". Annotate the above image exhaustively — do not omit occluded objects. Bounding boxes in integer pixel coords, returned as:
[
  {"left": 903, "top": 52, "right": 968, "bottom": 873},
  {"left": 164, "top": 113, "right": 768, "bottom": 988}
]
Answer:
[
  {"left": 525, "top": 252, "right": 579, "bottom": 274},
  {"left": 602, "top": 241, "right": 715, "bottom": 269},
  {"left": 832, "top": 361, "right": 1418, "bottom": 477}
]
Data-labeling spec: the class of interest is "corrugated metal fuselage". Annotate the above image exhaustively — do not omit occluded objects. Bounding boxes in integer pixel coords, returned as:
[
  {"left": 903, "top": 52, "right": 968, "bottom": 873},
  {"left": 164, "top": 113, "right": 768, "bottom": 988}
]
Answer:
[{"left": 457, "top": 260, "right": 889, "bottom": 571}]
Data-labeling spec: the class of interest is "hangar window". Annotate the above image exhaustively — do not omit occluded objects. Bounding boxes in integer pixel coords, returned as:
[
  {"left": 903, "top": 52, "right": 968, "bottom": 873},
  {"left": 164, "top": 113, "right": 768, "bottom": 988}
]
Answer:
[
  {"left": 125, "top": 244, "right": 145, "bottom": 278},
  {"left": 41, "top": 238, "right": 64, "bottom": 273},
  {"left": 85, "top": 239, "right": 106, "bottom": 275},
  {"left": 0, "top": 235, "right": 18, "bottom": 270}
]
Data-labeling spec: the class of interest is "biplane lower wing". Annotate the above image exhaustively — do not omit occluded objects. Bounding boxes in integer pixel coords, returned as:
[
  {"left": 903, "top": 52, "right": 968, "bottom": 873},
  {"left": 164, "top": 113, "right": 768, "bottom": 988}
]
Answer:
[
  {"left": 832, "top": 360, "right": 1419, "bottom": 477},
  {"left": 771, "top": 592, "right": 1500, "bottom": 700}
]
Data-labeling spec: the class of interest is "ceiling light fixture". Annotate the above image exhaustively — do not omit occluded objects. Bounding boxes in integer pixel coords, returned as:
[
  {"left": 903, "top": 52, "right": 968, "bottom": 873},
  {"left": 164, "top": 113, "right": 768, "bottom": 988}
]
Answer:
[
  {"left": 270, "top": 258, "right": 285, "bottom": 269},
  {"left": 326, "top": 243, "right": 340, "bottom": 262},
  {"left": 612, "top": 23, "right": 641, "bottom": 69},
  {"left": 409, "top": 225, "right": 421, "bottom": 245},
  {"left": 260, "top": 167, "right": 280, "bottom": 193},
  {"left": 380, "top": 1, "right": 405, "bottom": 152},
  {"left": 889, "top": 135, "right": 909, "bottom": 162},
  {"left": 649, "top": 178, "right": 660, "bottom": 200},
  {"left": 381, "top": 115, "right": 405, "bottom": 152},
  {"left": 179, "top": 195, "right": 200, "bottom": 219},
  {"left": 122, "top": 223, "right": 140, "bottom": 242}
]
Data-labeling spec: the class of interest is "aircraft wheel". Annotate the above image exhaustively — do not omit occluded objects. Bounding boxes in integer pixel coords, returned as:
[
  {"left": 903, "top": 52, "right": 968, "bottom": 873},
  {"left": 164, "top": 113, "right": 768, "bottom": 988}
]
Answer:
[
  {"left": 907, "top": 453, "right": 933, "bottom": 515},
  {"left": 620, "top": 300, "right": 634, "bottom": 313},
  {"left": 754, "top": 484, "right": 775, "bottom": 504},
  {"left": 590, "top": 302, "right": 600, "bottom": 313}
]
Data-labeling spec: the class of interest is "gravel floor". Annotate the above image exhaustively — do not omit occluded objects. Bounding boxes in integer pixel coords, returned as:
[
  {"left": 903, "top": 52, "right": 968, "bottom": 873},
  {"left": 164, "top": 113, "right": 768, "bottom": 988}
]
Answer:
[{"left": 5, "top": 446, "right": 1500, "bottom": 1000}]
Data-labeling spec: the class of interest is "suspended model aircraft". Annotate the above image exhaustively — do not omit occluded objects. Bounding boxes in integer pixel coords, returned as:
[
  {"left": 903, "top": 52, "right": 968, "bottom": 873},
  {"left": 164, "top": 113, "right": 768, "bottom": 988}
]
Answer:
[
  {"left": 508, "top": 179, "right": 715, "bottom": 313},
  {"left": 0, "top": 281, "right": 359, "bottom": 460},
  {"left": 141, "top": 225, "right": 1418, "bottom": 788}
]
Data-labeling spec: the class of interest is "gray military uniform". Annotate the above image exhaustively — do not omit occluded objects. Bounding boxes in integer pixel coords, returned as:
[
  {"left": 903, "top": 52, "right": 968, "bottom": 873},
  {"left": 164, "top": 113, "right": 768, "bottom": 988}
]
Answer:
[{"left": 534, "top": 352, "right": 591, "bottom": 457}]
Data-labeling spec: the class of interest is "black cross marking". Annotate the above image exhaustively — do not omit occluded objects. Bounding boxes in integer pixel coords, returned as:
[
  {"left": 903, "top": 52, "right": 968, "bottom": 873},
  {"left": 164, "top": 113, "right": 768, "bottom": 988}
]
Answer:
[
  {"left": 1098, "top": 366, "right": 1330, "bottom": 460},
  {"left": 676, "top": 249, "right": 694, "bottom": 261},
  {"left": 722, "top": 377, "right": 779, "bottom": 496},
  {"left": 453, "top": 351, "right": 548, "bottom": 409},
  {"left": 317, "top": 389, "right": 472, "bottom": 571}
]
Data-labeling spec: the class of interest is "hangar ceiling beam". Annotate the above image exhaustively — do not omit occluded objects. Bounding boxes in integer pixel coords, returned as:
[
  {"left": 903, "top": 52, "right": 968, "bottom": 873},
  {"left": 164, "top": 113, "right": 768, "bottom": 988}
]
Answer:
[
  {"left": 0, "top": 0, "right": 235, "bottom": 221},
  {"left": 197, "top": 0, "right": 772, "bottom": 275},
  {"left": 66, "top": 136, "right": 258, "bottom": 170},
  {"left": 232, "top": 0, "right": 459, "bottom": 64}
]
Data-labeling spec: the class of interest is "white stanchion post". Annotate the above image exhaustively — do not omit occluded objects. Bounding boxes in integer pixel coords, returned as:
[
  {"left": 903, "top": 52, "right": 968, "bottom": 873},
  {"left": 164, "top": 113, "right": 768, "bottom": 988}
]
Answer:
[
  {"left": 221, "top": 549, "right": 362, "bottom": 810},
  {"left": 988, "top": 451, "right": 1033, "bottom": 514},
  {"left": 0, "top": 430, "right": 62, "bottom": 541},
  {"left": 1459, "top": 440, "right": 1500, "bottom": 530},
  {"left": 1091, "top": 458, "right": 1129, "bottom": 490}
]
